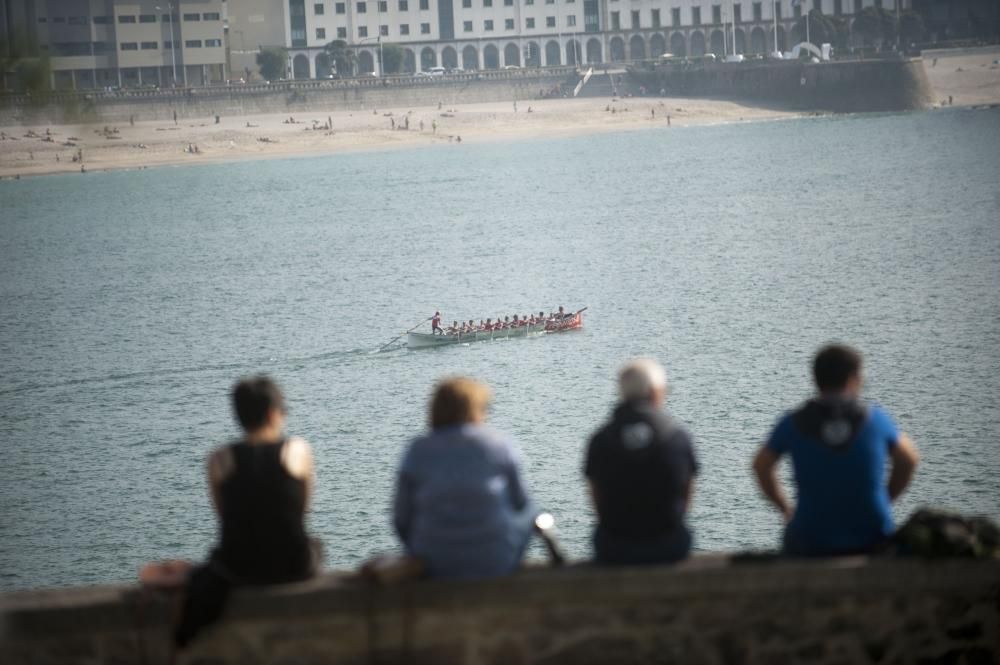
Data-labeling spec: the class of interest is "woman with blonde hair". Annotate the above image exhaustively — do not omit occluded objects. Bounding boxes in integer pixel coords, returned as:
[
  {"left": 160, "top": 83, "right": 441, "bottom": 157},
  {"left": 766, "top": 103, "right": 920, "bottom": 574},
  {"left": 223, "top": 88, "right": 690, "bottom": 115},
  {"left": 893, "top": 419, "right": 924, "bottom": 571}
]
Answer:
[{"left": 393, "top": 377, "right": 536, "bottom": 579}]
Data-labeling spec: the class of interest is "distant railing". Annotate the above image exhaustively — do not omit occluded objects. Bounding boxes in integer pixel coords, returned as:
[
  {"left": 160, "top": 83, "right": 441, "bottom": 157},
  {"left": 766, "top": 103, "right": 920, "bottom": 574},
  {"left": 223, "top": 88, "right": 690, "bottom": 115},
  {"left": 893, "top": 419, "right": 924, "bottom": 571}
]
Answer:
[{"left": 0, "top": 66, "right": 580, "bottom": 107}]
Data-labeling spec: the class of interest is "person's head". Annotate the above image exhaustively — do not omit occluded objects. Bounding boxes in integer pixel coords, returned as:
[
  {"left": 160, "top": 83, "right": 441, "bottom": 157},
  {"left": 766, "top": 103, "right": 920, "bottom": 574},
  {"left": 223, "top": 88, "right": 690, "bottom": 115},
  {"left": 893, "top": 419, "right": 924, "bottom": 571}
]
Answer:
[
  {"left": 559, "top": 306, "right": 565, "bottom": 313},
  {"left": 618, "top": 358, "right": 668, "bottom": 408},
  {"left": 813, "top": 344, "right": 863, "bottom": 396},
  {"left": 232, "top": 376, "right": 286, "bottom": 434},
  {"left": 429, "top": 377, "right": 493, "bottom": 429}
]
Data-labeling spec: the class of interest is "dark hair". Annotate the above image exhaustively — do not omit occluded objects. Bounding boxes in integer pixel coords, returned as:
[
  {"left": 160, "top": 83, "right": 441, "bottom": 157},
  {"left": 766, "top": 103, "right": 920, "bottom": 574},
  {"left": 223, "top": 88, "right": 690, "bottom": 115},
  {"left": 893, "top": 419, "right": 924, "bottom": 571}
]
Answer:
[
  {"left": 232, "top": 376, "right": 285, "bottom": 431},
  {"left": 813, "top": 345, "right": 862, "bottom": 393}
]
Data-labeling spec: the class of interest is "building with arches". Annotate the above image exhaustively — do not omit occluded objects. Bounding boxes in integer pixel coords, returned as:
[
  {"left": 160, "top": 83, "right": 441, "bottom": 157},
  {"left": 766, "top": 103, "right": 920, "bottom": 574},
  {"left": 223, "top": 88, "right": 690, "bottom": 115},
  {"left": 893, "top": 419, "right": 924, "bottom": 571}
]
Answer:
[{"left": 279, "top": 0, "right": 910, "bottom": 78}]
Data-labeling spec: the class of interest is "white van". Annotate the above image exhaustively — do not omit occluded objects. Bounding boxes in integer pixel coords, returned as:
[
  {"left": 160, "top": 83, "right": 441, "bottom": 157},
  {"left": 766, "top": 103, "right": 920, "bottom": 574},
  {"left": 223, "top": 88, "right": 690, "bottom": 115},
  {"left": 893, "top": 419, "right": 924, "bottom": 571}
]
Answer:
[{"left": 428, "top": 66, "right": 447, "bottom": 76}]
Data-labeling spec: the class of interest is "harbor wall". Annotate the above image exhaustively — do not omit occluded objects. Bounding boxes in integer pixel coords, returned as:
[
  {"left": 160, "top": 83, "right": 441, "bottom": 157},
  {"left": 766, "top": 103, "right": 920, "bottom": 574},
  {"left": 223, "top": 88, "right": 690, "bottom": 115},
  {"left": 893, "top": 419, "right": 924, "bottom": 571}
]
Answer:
[
  {"left": 627, "top": 57, "right": 935, "bottom": 113},
  {"left": 2, "top": 556, "right": 998, "bottom": 665},
  {"left": 0, "top": 70, "right": 575, "bottom": 126}
]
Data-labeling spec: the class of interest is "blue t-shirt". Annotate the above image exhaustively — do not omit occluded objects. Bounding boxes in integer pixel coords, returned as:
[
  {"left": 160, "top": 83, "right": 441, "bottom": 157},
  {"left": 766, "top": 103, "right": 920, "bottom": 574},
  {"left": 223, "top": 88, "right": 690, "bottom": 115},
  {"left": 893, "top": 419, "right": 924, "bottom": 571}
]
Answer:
[
  {"left": 767, "top": 402, "right": 899, "bottom": 556},
  {"left": 393, "top": 424, "right": 536, "bottom": 579}
]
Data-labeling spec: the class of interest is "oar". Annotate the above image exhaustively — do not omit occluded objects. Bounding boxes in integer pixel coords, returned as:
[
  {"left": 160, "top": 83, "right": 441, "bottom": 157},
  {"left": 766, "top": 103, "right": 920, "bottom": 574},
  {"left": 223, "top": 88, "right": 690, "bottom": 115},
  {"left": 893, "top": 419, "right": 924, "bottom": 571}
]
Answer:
[{"left": 377, "top": 316, "right": 432, "bottom": 352}]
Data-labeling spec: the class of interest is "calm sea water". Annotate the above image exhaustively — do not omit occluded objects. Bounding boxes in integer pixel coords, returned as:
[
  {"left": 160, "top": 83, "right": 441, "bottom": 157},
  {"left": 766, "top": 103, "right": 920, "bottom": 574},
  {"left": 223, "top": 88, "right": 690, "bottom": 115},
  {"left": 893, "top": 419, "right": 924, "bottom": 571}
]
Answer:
[{"left": 1, "top": 108, "right": 998, "bottom": 591}]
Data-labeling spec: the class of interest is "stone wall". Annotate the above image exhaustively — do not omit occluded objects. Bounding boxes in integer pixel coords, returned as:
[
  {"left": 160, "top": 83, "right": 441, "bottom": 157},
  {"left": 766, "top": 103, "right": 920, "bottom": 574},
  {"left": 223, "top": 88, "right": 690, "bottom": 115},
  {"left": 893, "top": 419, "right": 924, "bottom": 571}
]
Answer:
[
  {"left": 628, "top": 58, "right": 936, "bottom": 113},
  {"left": 0, "top": 69, "right": 577, "bottom": 126},
  {"left": 2, "top": 556, "right": 998, "bottom": 664}
]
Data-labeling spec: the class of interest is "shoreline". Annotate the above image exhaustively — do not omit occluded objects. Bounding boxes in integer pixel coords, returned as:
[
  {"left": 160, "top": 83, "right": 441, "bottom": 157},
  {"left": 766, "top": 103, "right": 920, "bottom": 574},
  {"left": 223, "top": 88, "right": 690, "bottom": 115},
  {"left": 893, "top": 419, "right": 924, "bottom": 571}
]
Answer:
[
  {"left": 1, "top": 47, "right": 997, "bottom": 180},
  {"left": 0, "top": 96, "right": 804, "bottom": 180}
]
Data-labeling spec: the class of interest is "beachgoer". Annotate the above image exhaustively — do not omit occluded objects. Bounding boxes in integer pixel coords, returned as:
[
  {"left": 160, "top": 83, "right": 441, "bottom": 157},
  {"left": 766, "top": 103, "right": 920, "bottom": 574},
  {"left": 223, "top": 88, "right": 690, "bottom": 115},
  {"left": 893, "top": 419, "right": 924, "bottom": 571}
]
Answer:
[
  {"left": 752, "top": 344, "right": 919, "bottom": 557},
  {"left": 432, "top": 120, "right": 437, "bottom": 134},
  {"left": 174, "top": 376, "right": 321, "bottom": 646},
  {"left": 431, "top": 311, "right": 443, "bottom": 335},
  {"left": 585, "top": 358, "right": 697, "bottom": 565},
  {"left": 393, "top": 378, "right": 536, "bottom": 578}
]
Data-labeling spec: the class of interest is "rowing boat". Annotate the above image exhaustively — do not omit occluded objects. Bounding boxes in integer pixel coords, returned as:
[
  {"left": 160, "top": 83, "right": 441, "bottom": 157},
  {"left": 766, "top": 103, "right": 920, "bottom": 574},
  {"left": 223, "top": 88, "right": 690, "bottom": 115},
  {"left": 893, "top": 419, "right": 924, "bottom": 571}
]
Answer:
[{"left": 407, "top": 311, "right": 584, "bottom": 349}]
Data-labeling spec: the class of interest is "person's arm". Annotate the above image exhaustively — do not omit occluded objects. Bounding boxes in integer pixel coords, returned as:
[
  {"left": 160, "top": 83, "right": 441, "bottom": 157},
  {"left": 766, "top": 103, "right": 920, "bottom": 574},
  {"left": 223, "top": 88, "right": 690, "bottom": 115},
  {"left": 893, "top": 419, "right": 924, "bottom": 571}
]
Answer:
[
  {"left": 887, "top": 432, "right": 919, "bottom": 501},
  {"left": 505, "top": 449, "right": 530, "bottom": 512},
  {"left": 282, "top": 437, "right": 315, "bottom": 512},
  {"left": 392, "top": 472, "right": 414, "bottom": 545},
  {"left": 206, "top": 447, "right": 233, "bottom": 519},
  {"left": 683, "top": 478, "right": 695, "bottom": 514},
  {"left": 752, "top": 447, "right": 793, "bottom": 522}
]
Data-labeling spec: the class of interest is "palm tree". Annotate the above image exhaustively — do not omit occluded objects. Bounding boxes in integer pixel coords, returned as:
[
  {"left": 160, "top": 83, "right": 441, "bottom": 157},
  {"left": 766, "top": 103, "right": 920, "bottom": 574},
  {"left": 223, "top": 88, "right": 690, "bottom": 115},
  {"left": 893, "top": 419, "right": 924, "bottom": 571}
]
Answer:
[{"left": 324, "top": 40, "right": 356, "bottom": 77}]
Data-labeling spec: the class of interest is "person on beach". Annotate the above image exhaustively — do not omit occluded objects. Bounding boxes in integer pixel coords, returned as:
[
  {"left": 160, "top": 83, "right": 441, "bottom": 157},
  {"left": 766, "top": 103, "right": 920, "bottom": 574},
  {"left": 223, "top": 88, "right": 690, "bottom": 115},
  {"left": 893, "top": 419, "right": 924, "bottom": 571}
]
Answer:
[
  {"left": 753, "top": 344, "right": 919, "bottom": 557},
  {"left": 585, "top": 358, "right": 698, "bottom": 565},
  {"left": 173, "top": 376, "right": 321, "bottom": 646},
  {"left": 393, "top": 378, "right": 536, "bottom": 579}
]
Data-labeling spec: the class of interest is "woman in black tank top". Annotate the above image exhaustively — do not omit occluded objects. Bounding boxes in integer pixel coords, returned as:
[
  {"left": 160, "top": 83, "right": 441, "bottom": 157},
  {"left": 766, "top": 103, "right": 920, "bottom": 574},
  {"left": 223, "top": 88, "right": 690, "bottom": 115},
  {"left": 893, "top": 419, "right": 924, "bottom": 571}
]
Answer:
[{"left": 175, "top": 377, "right": 320, "bottom": 647}]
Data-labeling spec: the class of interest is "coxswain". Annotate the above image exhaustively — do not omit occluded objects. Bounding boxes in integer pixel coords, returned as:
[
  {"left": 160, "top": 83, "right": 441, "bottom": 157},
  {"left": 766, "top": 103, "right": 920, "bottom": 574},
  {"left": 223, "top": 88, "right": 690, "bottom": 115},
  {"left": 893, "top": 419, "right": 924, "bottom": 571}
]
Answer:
[
  {"left": 557, "top": 305, "right": 567, "bottom": 319},
  {"left": 431, "top": 311, "right": 443, "bottom": 335}
]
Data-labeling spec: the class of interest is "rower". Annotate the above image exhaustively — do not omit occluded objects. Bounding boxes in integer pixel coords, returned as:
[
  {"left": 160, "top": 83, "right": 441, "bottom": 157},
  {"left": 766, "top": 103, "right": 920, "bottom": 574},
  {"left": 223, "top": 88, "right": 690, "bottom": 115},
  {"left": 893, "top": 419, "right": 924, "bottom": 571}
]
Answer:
[
  {"left": 512, "top": 314, "right": 519, "bottom": 327},
  {"left": 431, "top": 311, "right": 443, "bottom": 335},
  {"left": 448, "top": 320, "right": 459, "bottom": 335},
  {"left": 557, "top": 306, "right": 567, "bottom": 319}
]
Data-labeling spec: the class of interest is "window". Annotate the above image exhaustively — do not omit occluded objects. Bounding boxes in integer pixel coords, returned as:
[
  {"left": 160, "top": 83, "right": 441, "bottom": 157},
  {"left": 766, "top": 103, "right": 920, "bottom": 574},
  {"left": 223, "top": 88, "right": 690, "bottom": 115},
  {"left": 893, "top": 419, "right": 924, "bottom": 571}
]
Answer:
[
  {"left": 359, "top": 25, "right": 368, "bottom": 36},
  {"left": 421, "top": 22, "right": 431, "bottom": 32},
  {"left": 141, "top": 41, "right": 158, "bottom": 49},
  {"left": 526, "top": 0, "right": 533, "bottom": 4},
  {"left": 67, "top": 16, "right": 87, "bottom": 25},
  {"left": 672, "top": 7, "right": 681, "bottom": 25},
  {"left": 118, "top": 15, "right": 136, "bottom": 23},
  {"left": 692, "top": 6, "right": 701, "bottom": 24},
  {"left": 138, "top": 14, "right": 156, "bottom": 23},
  {"left": 291, "top": 28, "right": 306, "bottom": 45},
  {"left": 484, "top": 0, "right": 492, "bottom": 6},
  {"left": 379, "top": 1, "right": 388, "bottom": 11},
  {"left": 546, "top": 15, "right": 555, "bottom": 26},
  {"left": 463, "top": 19, "right": 473, "bottom": 31},
  {"left": 315, "top": 3, "right": 325, "bottom": 13},
  {"left": 420, "top": 0, "right": 429, "bottom": 9},
  {"left": 734, "top": 3, "right": 741, "bottom": 23},
  {"left": 631, "top": 9, "right": 639, "bottom": 28},
  {"left": 203, "top": 12, "right": 220, "bottom": 20},
  {"left": 775, "top": 2, "right": 782, "bottom": 18},
  {"left": 336, "top": 2, "right": 346, "bottom": 13},
  {"left": 206, "top": 39, "right": 222, "bottom": 48},
  {"left": 93, "top": 41, "right": 113, "bottom": 54},
  {"left": 753, "top": 2, "right": 762, "bottom": 20},
  {"left": 185, "top": 39, "right": 202, "bottom": 47},
  {"left": 794, "top": 4, "right": 801, "bottom": 18},
  {"left": 316, "top": 27, "right": 326, "bottom": 38},
  {"left": 567, "top": 14, "right": 576, "bottom": 26},
  {"left": 93, "top": 15, "right": 111, "bottom": 24},
  {"left": 120, "top": 42, "right": 138, "bottom": 50},
  {"left": 161, "top": 13, "right": 173, "bottom": 22},
  {"left": 712, "top": 5, "right": 721, "bottom": 23},
  {"left": 505, "top": 18, "right": 514, "bottom": 29},
  {"left": 853, "top": 0, "right": 862, "bottom": 12},
  {"left": 484, "top": 19, "right": 494, "bottom": 30},
  {"left": 337, "top": 27, "right": 347, "bottom": 37},
  {"left": 37, "top": 17, "right": 47, "bottom": 23},
  {"left": 400, "top": 23, "right": 410, "bottom": 33},
  {"left": 546, "top": 0, "right": 554, "bottom": 4},
  {"left": 611, "top": 10, "right": 619, "bottom": 29},
  {"left": 526, "top": 17, "right": 535, "bottom": 27},
  {"left": 834, "top": 0, "right": 843, "bottom": 15},
  {"left": 380, "top": 24, "right": 389, "bottom": 35},
  {"left": 652, "top": 8, "right": 660, "bottom": 27},
  {"left": 463, "top": 0, "right": 472, "bottom": 6},
  {"left": 399, "top": 0, "right": 409, "bottom": 9},
  {"left": 183, "top": 13, "right": 200, "bottom": 21},
  {"left": 357, "top": 2, "right": 367, "bottom": 12},
  {"left": 874, "top": 0, "right": 882, "bottom": 8}
]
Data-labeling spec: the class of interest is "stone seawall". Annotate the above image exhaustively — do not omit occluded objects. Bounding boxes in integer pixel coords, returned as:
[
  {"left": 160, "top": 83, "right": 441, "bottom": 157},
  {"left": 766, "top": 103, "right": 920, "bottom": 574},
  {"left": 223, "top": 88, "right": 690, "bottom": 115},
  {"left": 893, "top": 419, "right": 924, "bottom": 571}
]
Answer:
[
  {"left": 0, "top": 70, "right": 576, "bottom": 126},
  {"left": 628, "top": 58, "right": 935, "bottom": 113},
  {"left": 2, "top": 556, "right": 998, "bottom": 664}
]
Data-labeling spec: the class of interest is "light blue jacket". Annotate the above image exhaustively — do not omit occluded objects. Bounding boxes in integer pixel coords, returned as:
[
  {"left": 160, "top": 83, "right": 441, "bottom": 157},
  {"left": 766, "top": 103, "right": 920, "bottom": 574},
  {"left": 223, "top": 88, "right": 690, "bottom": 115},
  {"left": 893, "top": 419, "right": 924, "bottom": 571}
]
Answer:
[{"left": 393, "top": 424, "right": 536, "bottom": 579}]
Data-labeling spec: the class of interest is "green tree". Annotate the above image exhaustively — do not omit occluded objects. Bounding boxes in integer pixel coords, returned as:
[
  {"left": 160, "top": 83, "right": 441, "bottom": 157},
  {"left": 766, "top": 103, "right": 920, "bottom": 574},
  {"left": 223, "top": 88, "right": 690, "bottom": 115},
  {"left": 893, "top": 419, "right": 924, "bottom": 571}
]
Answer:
[
  {"left": 256, "top": 47, "right": 287, "bottom": 82},
  {"left": 380, "top": 43, "right": 404, "bottom": 75},
  {"left": 899, "top": 11, "right": 925, "bottom": 47},
  {"left": 324, "top": 40, "right": 356, "bottom": 77},
  {"left": 794, "top": 9, "right": 842, "bottom": 48},
  {"left": 853, "top": 7, "right": 895, "bottom": 48}
]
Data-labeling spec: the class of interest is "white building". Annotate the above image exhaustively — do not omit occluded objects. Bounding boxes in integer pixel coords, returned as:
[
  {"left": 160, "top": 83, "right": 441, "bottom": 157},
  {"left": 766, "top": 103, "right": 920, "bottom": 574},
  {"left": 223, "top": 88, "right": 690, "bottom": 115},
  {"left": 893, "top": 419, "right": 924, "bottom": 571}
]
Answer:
[{"left": 283, "top": 0, "right": 909, "bottom": 78}]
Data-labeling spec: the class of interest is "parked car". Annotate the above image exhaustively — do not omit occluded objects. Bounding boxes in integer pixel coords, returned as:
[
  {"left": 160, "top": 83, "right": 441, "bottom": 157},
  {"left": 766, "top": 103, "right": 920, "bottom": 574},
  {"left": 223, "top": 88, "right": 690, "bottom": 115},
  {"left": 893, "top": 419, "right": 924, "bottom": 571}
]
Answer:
[{"left": 428, "top": 66, "right": 447, "bottom": 76}]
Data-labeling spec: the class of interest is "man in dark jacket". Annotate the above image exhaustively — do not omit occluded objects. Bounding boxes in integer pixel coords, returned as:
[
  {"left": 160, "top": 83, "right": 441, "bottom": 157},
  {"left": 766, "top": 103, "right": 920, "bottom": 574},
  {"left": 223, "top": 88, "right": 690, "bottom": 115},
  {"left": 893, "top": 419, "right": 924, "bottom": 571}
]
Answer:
[{"left": 585, "top": 358, "right": 698, "bottom": 565}]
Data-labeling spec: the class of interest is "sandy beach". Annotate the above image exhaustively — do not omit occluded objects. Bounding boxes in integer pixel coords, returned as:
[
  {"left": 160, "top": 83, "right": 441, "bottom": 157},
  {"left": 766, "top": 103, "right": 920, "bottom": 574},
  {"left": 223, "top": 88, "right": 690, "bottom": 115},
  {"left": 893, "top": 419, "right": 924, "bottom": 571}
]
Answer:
[{"left": 1, "top": 48, "right": 997, "bottom": 179}]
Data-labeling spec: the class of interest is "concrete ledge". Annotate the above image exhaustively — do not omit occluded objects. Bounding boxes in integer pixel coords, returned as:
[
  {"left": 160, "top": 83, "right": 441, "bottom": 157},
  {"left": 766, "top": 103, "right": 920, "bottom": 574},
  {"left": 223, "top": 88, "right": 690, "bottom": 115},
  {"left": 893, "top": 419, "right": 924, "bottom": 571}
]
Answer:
[{"left": 2, "top": 556, "right": 999, "bottom": 664}]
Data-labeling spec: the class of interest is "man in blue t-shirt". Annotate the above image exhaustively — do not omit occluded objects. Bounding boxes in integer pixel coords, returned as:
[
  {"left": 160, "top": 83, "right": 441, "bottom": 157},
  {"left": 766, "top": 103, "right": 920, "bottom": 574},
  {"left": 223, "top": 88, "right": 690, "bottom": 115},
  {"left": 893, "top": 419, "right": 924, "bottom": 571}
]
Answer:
[{"left": 753, "top": 344, "right": 920, "bottom": 556}]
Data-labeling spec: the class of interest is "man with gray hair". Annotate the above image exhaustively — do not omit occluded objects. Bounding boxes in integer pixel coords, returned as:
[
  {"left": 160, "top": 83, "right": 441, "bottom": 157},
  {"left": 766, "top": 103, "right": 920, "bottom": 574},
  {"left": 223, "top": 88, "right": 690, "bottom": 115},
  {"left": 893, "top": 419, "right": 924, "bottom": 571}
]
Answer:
[{"left": 584, "top": 358, "right": 698, "bottom": 565}]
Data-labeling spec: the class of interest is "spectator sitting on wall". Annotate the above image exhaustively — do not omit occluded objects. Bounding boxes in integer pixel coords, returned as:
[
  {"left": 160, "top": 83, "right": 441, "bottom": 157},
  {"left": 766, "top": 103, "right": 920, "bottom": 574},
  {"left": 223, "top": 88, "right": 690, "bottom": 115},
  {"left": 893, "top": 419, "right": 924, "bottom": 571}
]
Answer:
[
  {"left": 171, "top": 376, "right": 322, "bottom": 647},
  {"left": 752, "top": 344, "right": 919, "bottom": 557},
  {"left": 585, "top": 358, "right": 698, "bottom": 565},
  {"left": 393, "top": 377, "right": 537, "bottom": 579}
]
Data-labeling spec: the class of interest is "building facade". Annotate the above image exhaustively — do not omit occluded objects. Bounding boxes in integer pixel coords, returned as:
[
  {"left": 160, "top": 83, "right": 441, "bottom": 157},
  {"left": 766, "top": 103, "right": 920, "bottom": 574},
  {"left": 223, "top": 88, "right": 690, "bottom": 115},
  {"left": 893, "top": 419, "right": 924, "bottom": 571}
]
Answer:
[
  {"left": 282, "top": 0, "right": 910, "bottom": 78},
  {"left": 4, "top": 0, "right": 226, "bottom": 90},
  {"left": 225, "top": 0, "right": 288, "bottom": 82}
]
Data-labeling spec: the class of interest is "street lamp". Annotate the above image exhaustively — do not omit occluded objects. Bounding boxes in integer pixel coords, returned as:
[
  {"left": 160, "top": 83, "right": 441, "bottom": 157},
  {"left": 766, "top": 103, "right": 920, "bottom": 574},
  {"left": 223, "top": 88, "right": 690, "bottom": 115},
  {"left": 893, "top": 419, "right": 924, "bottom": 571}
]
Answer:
[{"left": 155, "top": 3, "right": 178, "bottom": 86}]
